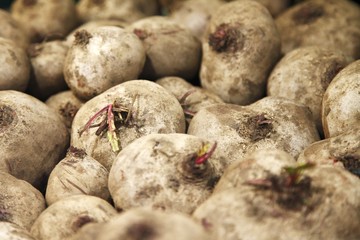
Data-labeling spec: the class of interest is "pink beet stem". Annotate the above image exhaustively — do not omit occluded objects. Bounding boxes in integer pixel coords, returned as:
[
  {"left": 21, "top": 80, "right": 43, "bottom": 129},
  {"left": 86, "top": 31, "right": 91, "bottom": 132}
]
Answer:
[
  {"left": 79, "top": 105, "right": 111, "bottom": 136},
  {"left": 179, "top": 89, "right": 196, "bottom": 105},
  {"left": 107, "top": 104, "right": 114, "bottom": 131},
  {"left": 184, "top": 109, "right": 196, "bottom": 116},
  {"left": 195, "top": 142, "right": 217, "bottom": 165}
]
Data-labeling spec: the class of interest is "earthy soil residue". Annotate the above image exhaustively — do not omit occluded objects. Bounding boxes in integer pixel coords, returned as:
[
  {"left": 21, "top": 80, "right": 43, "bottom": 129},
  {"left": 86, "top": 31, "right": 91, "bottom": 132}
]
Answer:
[
  {"left": 336, "top": 155, "right": 360, "bottom": 177},
  {"left": 91, "top": 0, "right": 105, "bottom": 5},
  {"left": 126, "top": 222, "right": 157, "bottom": 240},
  {"left": 247, "top": 173, "right": 321, "bottom": 212},
  {"left": 292, "top": 2, "right": 324, "bottom": 25},
  {"left": 67, "top": 146, "right": 87, "bottom": 158},
  {"left": 72, "top": 214, "right": 95, "bottom": 231},
  {"left": 59, "top": 102, "right": 79, "bottom": 127},
  {"left": 0, "top": 208, "right": 11, "bottom": 222},
  {"left": 321, "top": 61, "right": 345, "bottom": 90},
  {"left": 209, "top": 23, "right": 245, "bottom": 53},
  {"left": 74, "top": 30, "right": 93, "bottom": 46},
  {"left": 23, "top": 0, "right": 37, "bottom": 7},
  {"left": 247, "top": 114, "right": 273, "bottom": 142},
  {"left": 0, "top": 105, "right": 16, "bottom": 130}
]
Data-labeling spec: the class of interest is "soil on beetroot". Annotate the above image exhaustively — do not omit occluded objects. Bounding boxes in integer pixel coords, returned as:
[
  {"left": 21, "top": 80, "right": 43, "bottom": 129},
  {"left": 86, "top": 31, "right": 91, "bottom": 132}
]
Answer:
[
  {"left": 292, "top": 3, "right": 324, "bottom": 25},
  {"left": 246, "top": 172, "right": 324, "bottom": 215},
  {"left": 321, "top": 61, "right": 345, "bottom": 90},
  {"left": 59, "top": 102, "right": 79, "bottom": 125},
  {"left": 91, "top": 0, "right": 105, "bottom": 6},
  {"left": 72, "top": 215, "right": 96, "bottom": 231},
  {"left": 247, "top": 114, "right": 273, "bottom": 141},
  {"left": 209, "top": 23, "right": 245, "bottom": 53},
  {"left": 74, "top": 30, "right": 92, "bottom": 46},
  {"left": 67, "top": 146, "right": 87, "bottom": 159},
  {"left": 0, "top": 105, "right": 16, "bottom": 131},
  {"left": 23, "top": 0, "right": 37, "bottom": 7},
  {"left": 126, "top": 222, "right": 157, "bottom": 240},
  {"left": 0, "top": 208, "right": 11, "bottom": 222},
  {"left": 336, "top": 155, "right": 360, "bottom": 177}
]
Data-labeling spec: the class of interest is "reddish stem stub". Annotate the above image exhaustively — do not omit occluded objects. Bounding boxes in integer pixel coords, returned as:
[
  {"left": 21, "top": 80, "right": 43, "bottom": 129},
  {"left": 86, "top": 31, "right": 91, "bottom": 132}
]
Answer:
[
  {"left": 133, "top": 29, "right": 149, "bottom": 40},
  {"left": 209, "top": 24, "right": 245, "bottom": 53},
  {"left": 195, "top": 142, "right": 217, "bottom": 165},
  {"left": 78, "top": 105, "right": 110, "bottom": 137}
]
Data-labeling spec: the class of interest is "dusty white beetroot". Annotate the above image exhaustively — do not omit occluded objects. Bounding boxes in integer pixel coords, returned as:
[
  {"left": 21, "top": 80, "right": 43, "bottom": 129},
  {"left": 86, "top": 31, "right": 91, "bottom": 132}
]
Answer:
[
  {"left": 45, "top": 90, "right": 84, "bottom": 130},
  {"left": 267, "top": 46, "right": 351, "bottom": 135},
  {"left": 188, "top": 97, "right": 319, "bottom": 169},
  {"left": 275, "top": 0, "right": 360, "bottom": 59},
  {"left": 108, "top": 133, "right": 221, "bottom": 214},
  {"left": 127, "top": 16, "right": 201, "bottom": 81},
  {"left": 65, "top": 20, "right": 128, "bottom": 46},
  {"left": 71, "top": 208, "right": 211, "bottom": 240},
  {"left": 169, "top": 0, "right": 224, "bottom": 39},
  {"left": 71, "top": 80, "right": 186, "bottom": 170},
  {"left": 298, "top": 127, "right": 360, "bottom": 177},
  {"left": 46, "top": 147, "right": 110, "bottom": 206},
  {"left": 223, "top": 0, "right": 291, "bottom": 17},
  {"left": 27, "top": 40, "right": 69, "bottom": 100},
  {"left": 322, "top": 59, "right": 360, "bottom": 138},
  {"left": 0, "top": 9, "right": 29, "bottom": 49},
  {"left": 64, "top": 27, "right": 145, "bottom": 100},
  {"left": 0, "top": 38, "right": 30, "bottom": 91},
  {"left": 156, "top": 76, "right": 224, "bottom": 122},
  {"left": 30, "top": 195, "right": 117, "bottom": 240},
  {"left": 11, "top": 0, "right": 78, "bottom": 42},
  {"left": 0, "top": 91, "right": 69, "bottom": 189},
  {"left": 213, "top": 149, "right": 296, "bottom": 194},
  {"left": 200, "top": 0, "right": 281, "bottom": 105},
  {"left": 76, "top": 0, "right": 160, "bottom": 24},
  {"left": 0, "top": 222, "right": 36, "bottom": 240},
  {"left": 0, "top": 172, "right": 45, "bottom": 231},
  {"left": 193, "top": 159, "right": 360, "bottom": 240}
]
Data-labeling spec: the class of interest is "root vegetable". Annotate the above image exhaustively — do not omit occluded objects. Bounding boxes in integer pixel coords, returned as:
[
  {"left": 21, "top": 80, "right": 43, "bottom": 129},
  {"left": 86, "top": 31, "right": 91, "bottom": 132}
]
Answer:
[
  {"left": 193, "top": 159, "right": 360, "bottom": 240},
  {"left": 64, "top": 27, "right": 145, "bottom": 100},
  {"left": 322, "top": 60, "right": 360, "bottom": 138},
  {"left": 11, "top": 0, "right": 78, "bottom": 42},
  {"left": 27, "top": 40, "right": 69, "bottom": 100},
  {"left": 298, "top": 127, "right": 360, "bottom": 177},
  {"left": 71, "top": 80, "right": 186, "bottom": 170},
  {"left": 108, "top": 133, "right": 221, "bottom": 213},
  {"left": 0, "top": 172, "right": 45, "bottom": 231},
  {"left": 156, "top": 76, "right": 224, "bottom": 123},
  {"left": 200, "top": 0, "right": 281, "bottom": 104},
  {"left": 267, "top": 46, "right": 351, "bottom": 136},
  {"left": 0, "top": 222, "right": 35, "bottom": 240},
  {"left": 214, "top": 149, "right": 296, "bottom": 194},
  {"left": 30, "top": 195, "right": 117, "bottom": 240},
  {"left": 65, "top": 20, "right": 128, "bottom": 46},
  {"left": 169, "top": 0, "right": 224, "bottom": 39},
  {"left": 0, "top": 38, "right": 30, "bottom": 91},
  {"left": 128, "top": 16, "right": 201, "bottom": 81},
  {"left": 224, "top": 0, "right": 291, "bottom": 17},
  {"left": 71, "top": 208, "right": 211, "bottom": 240},
  {"left": 46, "top": 147, "right": 110, "bottom": 206},
  {"left": 275, "top": 0, "right": 360, "bottom": 59},
  {"left": 188, "top": 97, "right": 320, "bottom": 169},
  {"left": 45, "top": 90, "right": 84, "bottom": 130},
  {"left": 76, "top": 0, "right": 160, "bottom": 24},
  {"left": 0, "top": 90, "right": 69, "bottom": 189},
  {"left": 0, "top": 9, "right": 29, "bottom": 49}
]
